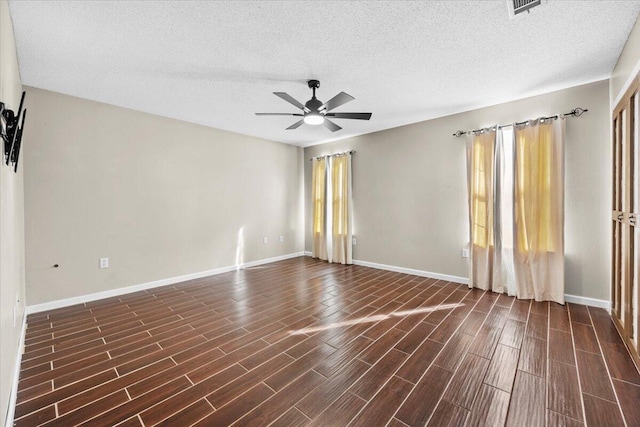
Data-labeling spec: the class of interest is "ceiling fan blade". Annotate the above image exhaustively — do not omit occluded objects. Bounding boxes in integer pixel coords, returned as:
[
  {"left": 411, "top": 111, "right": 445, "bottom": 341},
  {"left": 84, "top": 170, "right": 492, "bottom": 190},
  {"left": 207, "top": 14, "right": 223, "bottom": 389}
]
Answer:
[
  {"left": 323, "top": 118, "right": 342, "bottom": 132},
  {"left": 286, "top": 119, "right": 305, "bottom": 130},
  {"left": 274, "top": 92, "right": 309, "bottom": 112},
  {"left": 255, "top": 113, "right": 303, "bottom": 116},
  {"left": 325, "top": 112, "right": 372, "bottom": 120},
  {"left": 320, "top": 92, "right": 354, "bottom": 112}
]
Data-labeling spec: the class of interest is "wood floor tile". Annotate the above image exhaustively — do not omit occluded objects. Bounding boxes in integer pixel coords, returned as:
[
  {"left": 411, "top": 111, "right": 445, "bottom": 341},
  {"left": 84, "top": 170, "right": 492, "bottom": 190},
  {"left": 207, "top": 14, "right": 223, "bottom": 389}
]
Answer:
[
  {"left": 571, "top": 323, "right": 600, "bottom": 354},
  {"left": 530, "top": 301, "right": 548, "bottom": 316},
  {"left": 264, "top": 343, "right": 335, "bottom": 391},
  {"left": 296, "top": 358, "right": 370, "bottom": 419},
  {"left": 271, "top": 407, "right": 310, "bottom": 427},
  {"left": 396, "top": 365, "right": 453, "bottom": 426},
  {"left": 154, "top": 399, "right": 214, "bottom": 427},
  {"left": 575, "top": 350, "right": 616, "bottom": 401},
  {"left": 518, "top": 336, "right": 546, "bottom": 378},
  {"left": 465, "top": 384, "right": 510, "bottom": 427},
  {"left": 549, "top": 329, "right": 575, "bottom": 365},
  {"left": 600, "top": 341, "right": 640, "bottom": 385},
  {"left": 427, "top": 400, "right": 469, "bottom": 426},
  {"left": 548, "top": 360, "right": 583, "bottom": 421},
  {"left": 13, "top": 405, "right": 56, "bottom": 427},
  {"left": 434, "top": 332, "right": 474, "bottom": 372},
  {"left": 314, "top": 336, "right": 373, "bottom": 378},
  {"left": 442, "top": 353, "right": 490, "bottom": 409},
  {"left": 388, "top": 418, "right": 411, "bottom": 427},
  {"left": 349, "top": 376, "right": 414, "bottom": 427},
  {"left": 12, "top": 258, "right": 640, "bottom": 427},
  {"left": 395, "top": 338, "right": 443, "bottom": 383},
  {"left": 468, "top": 324, "right": 502, "bottom": 359},
  {"left": 458, "top": 310, "right": 488, "bottom": 336},
  {"left": 234, "top": 370, "right": 325, "bottom": 427},
  {"left": 394, "top": 321, "right": 436, "bottom": 354},
  {"left": 550, "top": 304, "right": 571, "bottom": 332},
  {"left": 350, "top": 349, "right": 408, "bottom": 400},
  {"left": 508, "top": 300, "right": 531, "bottom": 322},
  {"left": 568, "top": 303, "right": 592, "bottom": 325},
  {"left": 484, "top": 344, "right": 519, "bottom": 392},
  {"left": 499, "top": 319, "right": 526, "bottom": 349},
  {"left": 546, "top": 410, "right": 584, "bottom": 427},
  {"left": 506, "top": 370, "right": 545, "bottom": 427},
  {"left": 582, "top": 394, "right": 625, "bottom": 426},
  {"left": 612, "top": 378, "right": 640, "bottom": 426},
  {"left": 526, "top": 313, "right": 548, "bottom": 341},
  {"left": 430, "top": 315, "right": 466, "bottom": 343},
  {"left": 197, "top": 383, "right": 274, "bottom": 426},
  {"left": 308, "top": 392, "right": 366, "bottom": 427},
  {"left": 589, "top": 307, "right": 624, "bottom": 344}
]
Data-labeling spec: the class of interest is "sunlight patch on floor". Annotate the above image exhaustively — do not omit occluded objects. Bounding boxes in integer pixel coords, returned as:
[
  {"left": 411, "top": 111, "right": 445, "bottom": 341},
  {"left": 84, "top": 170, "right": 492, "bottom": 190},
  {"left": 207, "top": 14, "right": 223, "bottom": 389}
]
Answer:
[{"left": 289, "top": 303, "right": 464, "bottom": 335}]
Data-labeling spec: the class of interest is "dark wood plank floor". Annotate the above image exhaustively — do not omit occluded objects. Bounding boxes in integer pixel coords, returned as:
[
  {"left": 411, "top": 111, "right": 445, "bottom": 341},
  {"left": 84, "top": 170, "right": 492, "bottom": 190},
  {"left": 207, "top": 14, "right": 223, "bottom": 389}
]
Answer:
[{"left": 13, "top": 257, "right": 640, "bottom": 426}]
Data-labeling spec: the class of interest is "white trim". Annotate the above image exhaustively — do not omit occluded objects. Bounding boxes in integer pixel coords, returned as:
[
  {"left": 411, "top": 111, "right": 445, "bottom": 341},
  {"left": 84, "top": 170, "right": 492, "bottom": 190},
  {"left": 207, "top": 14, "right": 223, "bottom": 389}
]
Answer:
[
  {"left": 565, "top": 293, "right": 611, "bottom": 310},
  {"left": 25, "top": 252, "right": 305, "bottom": 315},
  {"left": 304, "top": 251, "right": 312, "bottom": 256},
  {"left": 325, "top": 255, "right": 612, "bottom": 309},
  {"left": 351, "top": 259, "right": 469, "bottom": 285},
  {"left": 4, "top": 312, "right": 26, "bottom": 427},
  {"left": 612, "top": 56, "right": 640, "bottom": 109}
]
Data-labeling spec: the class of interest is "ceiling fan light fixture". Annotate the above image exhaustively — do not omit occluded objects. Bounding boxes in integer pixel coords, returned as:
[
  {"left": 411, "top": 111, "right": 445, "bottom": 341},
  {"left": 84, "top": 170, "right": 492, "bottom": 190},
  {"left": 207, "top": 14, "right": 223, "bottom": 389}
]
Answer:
[{"left": 304, "top": 112, "right": 324, "bottom": 125}]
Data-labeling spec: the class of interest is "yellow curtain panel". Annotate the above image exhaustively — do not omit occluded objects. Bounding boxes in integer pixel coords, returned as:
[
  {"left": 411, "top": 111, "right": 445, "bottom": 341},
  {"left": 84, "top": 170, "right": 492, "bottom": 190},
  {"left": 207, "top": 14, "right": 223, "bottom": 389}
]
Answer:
[
  {"left": 513, "top": 119, "right": 565, "bottom": 303},
  {"left": 331, "top": 154, "right": 353, "bottom": 265}
]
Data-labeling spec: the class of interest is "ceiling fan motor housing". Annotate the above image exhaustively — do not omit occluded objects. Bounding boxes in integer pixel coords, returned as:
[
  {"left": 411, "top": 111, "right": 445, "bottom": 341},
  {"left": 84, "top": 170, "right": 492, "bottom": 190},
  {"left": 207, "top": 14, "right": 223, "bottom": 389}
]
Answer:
[{"left": 305, "top": 97, "right": 323, "bottom": 112}]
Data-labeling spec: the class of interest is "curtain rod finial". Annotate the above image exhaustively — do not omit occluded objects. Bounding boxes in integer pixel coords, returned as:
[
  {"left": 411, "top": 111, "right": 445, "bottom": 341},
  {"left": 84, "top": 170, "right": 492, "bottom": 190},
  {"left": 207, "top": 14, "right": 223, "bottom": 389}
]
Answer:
[{"left": 571, "top": 107, "right": 587, "bottom": 117}]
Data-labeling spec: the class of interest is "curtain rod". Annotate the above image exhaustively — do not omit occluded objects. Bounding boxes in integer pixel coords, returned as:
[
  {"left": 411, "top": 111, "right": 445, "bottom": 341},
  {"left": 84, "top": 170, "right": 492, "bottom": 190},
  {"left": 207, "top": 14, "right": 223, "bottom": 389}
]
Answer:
[
  {"left": 309, "top": 150, "right": 356, "bottom": 161},
  {"left": 452, "top": 107, "right": 588, "bottom": 137}
]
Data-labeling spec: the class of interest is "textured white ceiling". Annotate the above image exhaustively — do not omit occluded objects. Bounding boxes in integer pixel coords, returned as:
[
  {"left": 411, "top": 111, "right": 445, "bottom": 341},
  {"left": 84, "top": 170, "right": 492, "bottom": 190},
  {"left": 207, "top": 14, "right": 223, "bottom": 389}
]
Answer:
[{"left": 8, "top": 1, "right": 640, "bottom": 147}]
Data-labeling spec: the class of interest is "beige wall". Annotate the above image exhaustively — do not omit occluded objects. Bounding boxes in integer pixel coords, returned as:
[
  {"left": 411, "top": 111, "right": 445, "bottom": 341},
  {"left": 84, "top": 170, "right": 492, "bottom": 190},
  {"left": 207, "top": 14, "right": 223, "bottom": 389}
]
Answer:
[
  {"left": 23, "top": 88, "right": 303, "bottom": 305},
  {"left": 611, "top": 14, "right": 640, "bottom": 106},
  {"left": 305, "top": 80, "right": 610, "bottom": 301},
  {"left": 0, "top": 0, "right": 26, "bottom": 424}
]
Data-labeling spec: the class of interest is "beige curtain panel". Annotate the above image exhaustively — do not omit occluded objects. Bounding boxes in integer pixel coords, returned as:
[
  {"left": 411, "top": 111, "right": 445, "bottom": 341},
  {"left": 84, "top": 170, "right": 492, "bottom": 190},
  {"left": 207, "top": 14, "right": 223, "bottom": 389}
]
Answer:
[
  {"left": 311, "top": 153, "right": 353, "bottom": 265},
  {"left": 466, "top": 129, "right": 498, "bottom": 291},
  {"left": 311, "top": 157, "right": 328, "bottom": 260},
  {"left": 466, "top": 118, "right": 565, "bottom": 304}
]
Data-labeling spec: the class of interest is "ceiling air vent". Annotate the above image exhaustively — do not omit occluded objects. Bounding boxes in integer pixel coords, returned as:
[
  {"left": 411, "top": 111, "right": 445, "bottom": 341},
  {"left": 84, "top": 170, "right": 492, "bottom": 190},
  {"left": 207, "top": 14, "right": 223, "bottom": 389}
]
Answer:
[{"left": 508, "top": 0, "right": 546, "bottom": 18}]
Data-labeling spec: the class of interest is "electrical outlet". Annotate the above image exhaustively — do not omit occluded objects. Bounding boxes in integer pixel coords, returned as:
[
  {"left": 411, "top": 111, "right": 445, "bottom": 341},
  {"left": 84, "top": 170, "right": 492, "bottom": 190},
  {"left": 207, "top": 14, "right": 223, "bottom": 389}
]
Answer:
[
  {"left": 279, "top": 235, "right": 284, "bottom": 242},
  {"left": 461, "top": 248, "right": 469, "bottom": 258},
  {"left": 352, "top": 237, "right": 357, "bottom": 245},
  {"left": 263, "top": 237, "right": 268, "bottom": 244},
  {"left": 99, "top": 257, "right": 109, "bottom": 268}
]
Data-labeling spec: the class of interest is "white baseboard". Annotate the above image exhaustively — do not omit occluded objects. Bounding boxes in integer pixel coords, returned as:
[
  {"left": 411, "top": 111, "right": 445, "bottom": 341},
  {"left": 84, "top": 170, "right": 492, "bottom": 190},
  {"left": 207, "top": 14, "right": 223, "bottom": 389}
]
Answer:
[
  {"left": 5, "top": 312, "right": 26, "bottom": 427},
  {"left": 25, "top": 252, "right": 305, "bottom": 315},
  {"left": 565, "top": 294, "right": 611, "bottom": 310},
  {"left": 352, "top": 259, "right": 469, "bottom": 285},
  {"left": 305, "top": 253, "right": 612, "bottom": 309}
]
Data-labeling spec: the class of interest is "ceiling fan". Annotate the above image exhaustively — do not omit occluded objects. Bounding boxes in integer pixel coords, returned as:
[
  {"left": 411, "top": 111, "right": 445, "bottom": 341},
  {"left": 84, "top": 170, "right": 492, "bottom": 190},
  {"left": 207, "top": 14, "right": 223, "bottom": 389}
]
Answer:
[{"left": 255, "top": 80, "right": 372, "bottom": 132}]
